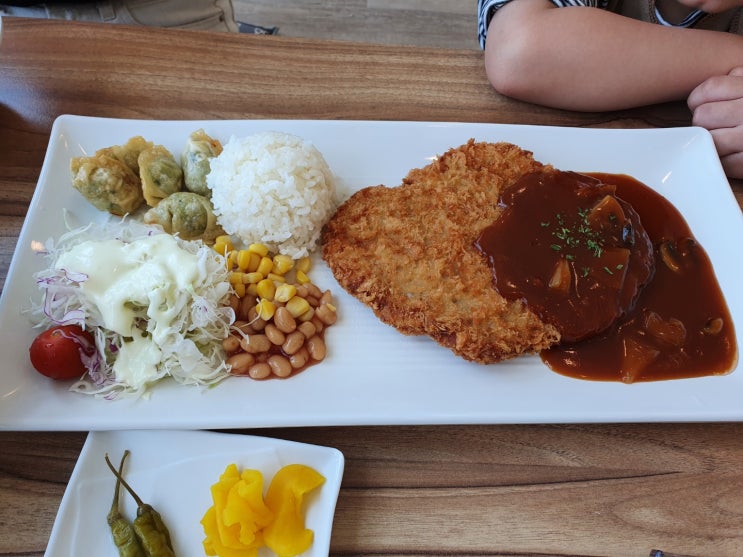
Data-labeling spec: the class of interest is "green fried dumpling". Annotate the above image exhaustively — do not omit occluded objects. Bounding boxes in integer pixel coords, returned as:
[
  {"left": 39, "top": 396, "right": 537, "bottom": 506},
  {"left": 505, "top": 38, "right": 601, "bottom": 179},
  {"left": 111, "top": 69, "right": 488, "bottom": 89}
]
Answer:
[
  {"left": 70, "top": 154, "right": 144, "bottom": 216},
  {"left": 143, "top": 192, "right": 224, "bottom": 243},
  {"left": 96, "top": 135, "right": 153, "bottom": 176},
  {"left": 181, "top": 129, "right": 222, "bottom": 197},
  {"left": 138, "top": 144, "right": 183, "bottom": 207}
]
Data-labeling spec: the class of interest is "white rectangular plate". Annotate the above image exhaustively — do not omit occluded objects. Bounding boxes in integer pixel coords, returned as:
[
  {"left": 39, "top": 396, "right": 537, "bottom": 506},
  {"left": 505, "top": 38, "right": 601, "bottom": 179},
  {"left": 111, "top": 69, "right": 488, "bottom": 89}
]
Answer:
[
  {"left": 1, "top": 116, "right": 741, "bottom": 429},
  {"left": 44, "top": 430, "right": 344, "bottom": 557}
]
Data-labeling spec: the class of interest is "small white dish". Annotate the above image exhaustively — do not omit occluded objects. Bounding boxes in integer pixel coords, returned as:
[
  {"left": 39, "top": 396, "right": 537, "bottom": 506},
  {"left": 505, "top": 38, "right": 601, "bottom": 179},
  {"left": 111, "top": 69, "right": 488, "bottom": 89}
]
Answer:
[{"left": 44, "top": 430, "right": 345, "bottom": 557}]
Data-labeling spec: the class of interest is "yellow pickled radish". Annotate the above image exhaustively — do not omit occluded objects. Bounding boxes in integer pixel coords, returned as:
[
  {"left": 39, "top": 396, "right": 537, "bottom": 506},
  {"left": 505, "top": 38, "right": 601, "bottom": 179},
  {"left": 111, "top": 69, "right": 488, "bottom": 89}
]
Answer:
[
  {"left": 201, "top": 464, "right": 271, "bottom": 556},
  {"left": 263, "top": 464, "right": 326, "bottom": 557},
  {"left": 201, "top": 463, "right": 325, "bottom": 557},
  {"left": 224, "top": 469, "right": 273, "bottom": 546},
  {"left": 212, "top": 464, "right": 245, "bottom": 549},
  {"left": 201, "top": 506, "right": 259, "bottom": 557}
]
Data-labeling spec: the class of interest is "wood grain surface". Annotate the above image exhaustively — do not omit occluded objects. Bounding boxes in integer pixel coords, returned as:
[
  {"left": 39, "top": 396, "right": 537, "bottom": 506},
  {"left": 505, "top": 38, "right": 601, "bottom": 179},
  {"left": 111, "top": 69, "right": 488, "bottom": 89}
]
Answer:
[{"left": 0, "top": 17, "right": 741, "bottom": 557}]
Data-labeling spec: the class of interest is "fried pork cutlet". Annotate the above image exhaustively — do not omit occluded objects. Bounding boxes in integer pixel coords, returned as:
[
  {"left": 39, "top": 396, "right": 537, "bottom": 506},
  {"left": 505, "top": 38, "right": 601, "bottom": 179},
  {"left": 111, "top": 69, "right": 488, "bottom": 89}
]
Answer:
[
  {"left": 321, "top": 140, "right": 560, "bottom": 363},
  {"left": 323, "top": 139, "right": 656, "bottom": 364}
]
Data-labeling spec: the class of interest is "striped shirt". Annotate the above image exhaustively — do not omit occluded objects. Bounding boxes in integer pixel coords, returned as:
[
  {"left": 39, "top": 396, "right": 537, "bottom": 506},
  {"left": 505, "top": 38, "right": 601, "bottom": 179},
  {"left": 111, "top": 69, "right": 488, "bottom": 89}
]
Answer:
[{"left": 477, "top": 0, "right": 709, "bottom": 49}]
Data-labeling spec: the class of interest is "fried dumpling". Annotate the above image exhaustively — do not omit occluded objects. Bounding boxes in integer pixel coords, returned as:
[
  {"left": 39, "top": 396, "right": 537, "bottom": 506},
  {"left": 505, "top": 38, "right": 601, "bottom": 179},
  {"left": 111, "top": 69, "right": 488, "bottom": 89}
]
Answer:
[
  {"left": 143, "top": 191, "right": 224, "bottom": 243},
  {"left": 70, "top": 154, "right": 144, "bottom": 216},
  {"left": 181, "top": 129, "right": 222, "bottom": 196},
  {"left": 138, "top": 144, "right": 183, "bottom": 206},
  {"left": 96, "top": 135, "right": 153, "bottom": 176}
]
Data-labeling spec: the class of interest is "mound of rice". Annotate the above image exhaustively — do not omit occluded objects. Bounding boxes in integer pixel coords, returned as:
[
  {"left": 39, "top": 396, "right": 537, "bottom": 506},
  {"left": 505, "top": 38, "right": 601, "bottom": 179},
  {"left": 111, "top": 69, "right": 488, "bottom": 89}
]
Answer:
[{"left": 207, "top": 131, "right": 336, "bottom": 259}]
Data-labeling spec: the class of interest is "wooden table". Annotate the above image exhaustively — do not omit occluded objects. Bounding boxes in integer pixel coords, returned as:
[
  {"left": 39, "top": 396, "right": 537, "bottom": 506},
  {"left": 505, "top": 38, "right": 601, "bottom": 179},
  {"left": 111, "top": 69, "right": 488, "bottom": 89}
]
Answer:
[{"left": 1, "top": 17, "right": 742, "bottom": 557}]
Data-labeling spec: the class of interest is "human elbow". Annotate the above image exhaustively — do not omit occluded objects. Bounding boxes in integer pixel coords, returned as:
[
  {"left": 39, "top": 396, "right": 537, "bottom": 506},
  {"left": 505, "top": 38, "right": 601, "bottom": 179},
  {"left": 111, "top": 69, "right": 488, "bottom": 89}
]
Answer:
[{"left": 484, "top": 32, "right": 549, "bottom": 101}]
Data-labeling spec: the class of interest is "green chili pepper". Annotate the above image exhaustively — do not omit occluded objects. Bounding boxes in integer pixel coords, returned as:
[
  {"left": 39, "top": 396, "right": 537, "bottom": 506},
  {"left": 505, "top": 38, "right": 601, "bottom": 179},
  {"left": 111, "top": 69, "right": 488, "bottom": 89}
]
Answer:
[
  {"left": 104, "top": 453, "right": 176, "bottom": 557},
  {"left": 106, "top": 451, "right": 145, "bottom": 557}
]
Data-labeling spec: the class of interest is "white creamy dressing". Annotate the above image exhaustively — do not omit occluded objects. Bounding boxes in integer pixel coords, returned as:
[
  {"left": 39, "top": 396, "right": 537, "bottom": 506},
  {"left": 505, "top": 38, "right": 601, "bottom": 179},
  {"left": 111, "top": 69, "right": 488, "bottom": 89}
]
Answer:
[{"left": 55, "top": 234, "right": 203, "bottom": 389}]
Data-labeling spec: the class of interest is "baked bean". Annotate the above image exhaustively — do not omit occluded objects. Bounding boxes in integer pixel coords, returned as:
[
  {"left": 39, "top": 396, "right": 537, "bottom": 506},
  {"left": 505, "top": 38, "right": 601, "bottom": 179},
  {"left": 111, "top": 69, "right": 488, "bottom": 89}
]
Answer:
[
  {"left": 298, "top": 321, "right": 316, "bottom": 339},
  {"left": 264, "top": 324, "right": 286, "bottom": 346},
  {"left": 282, "top": 331, "right": 305, "bottom": 355},
  {"left": 222, "top": 335, "right": 241, "bottom": 353},
  {"left": 232, "top": 320, "right": 252, "bottom": 334},
  {"left": 311, "top": 316, "right": 324, "bottom": 334},
  {"left": 320, "top": 290, "right": 333, "bottom": 305},
  {"left": 268, "top": 354, "right": 293, "bottom": 378},
  {"left": 228, "top": 294, "right": 240, "bottom": 314},
  {"left": 246, "top": 307, "right": 266, "bottom": 331},
  {"left": 226, "top": 352, "right": 256, "bottom": 375},
  {"left": 289, "top": 347, "right": 309, "bottom": 369},
  {"left": 307, "top": 335, "right": 327, "bottom": 361},
  {"left": 315, "top": 303, "right": 337, "bottom": 325},
  {"left": 306, "top": 283, "right": 323, "bottom": 299},
  {"left": 298, "top": 307, "right": 315, "bottom": 322},
  {"left": 295, "top": 285, "right": 309, "bottom": 298},
  {"left": 238, "top": 295, "right": 254, "bottom": 321},
  {"left": 274, "top": 306, "right": 297, "bottom": 333},
  {"left": 306, "top": 295, "right": 320, "bottom": 308},
  {"left": 248, "top": 362, "right": 271, "bottom": 380},
  {"left": 240, "top": 334, "right": 271, "bottom": 354}
]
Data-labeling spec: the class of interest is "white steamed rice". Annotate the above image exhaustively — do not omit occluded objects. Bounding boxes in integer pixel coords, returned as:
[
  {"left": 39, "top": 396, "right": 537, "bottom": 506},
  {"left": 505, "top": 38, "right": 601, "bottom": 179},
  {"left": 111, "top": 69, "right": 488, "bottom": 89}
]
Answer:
[{"left": 207, "top": 131, "right": 336, "bottom": 259}]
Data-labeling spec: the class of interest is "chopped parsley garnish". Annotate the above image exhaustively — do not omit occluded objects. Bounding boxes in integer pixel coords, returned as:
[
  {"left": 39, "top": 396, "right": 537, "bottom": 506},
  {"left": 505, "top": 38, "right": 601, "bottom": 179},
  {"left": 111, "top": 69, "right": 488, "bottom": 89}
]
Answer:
[
  {"left": 586, "top": 239, "right": 603, "bottom": 258},
  {"left": 546, "top": 206, "right": 606, "bottom": 261}
]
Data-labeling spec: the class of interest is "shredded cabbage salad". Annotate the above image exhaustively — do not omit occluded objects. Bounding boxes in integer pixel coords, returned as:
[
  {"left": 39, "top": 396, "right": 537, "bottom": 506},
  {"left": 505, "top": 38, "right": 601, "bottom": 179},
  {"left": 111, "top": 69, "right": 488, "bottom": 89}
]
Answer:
[{"left": 29, "top": 219, "right": 235, "bottom": 398}]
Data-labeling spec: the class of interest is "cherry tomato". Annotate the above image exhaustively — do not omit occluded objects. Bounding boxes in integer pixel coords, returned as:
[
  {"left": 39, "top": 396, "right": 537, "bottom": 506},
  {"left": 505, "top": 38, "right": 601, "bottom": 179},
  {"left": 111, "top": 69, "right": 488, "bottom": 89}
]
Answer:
[{"left": 29, "top": 325, "right": 96, "bottom": 380}]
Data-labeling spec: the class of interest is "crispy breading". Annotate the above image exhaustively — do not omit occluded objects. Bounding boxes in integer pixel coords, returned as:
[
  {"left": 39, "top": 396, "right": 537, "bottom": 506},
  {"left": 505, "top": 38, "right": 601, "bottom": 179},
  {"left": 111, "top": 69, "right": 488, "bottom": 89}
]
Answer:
[{"left": 321, "top": 139, "right": 562, "bottom": 363}]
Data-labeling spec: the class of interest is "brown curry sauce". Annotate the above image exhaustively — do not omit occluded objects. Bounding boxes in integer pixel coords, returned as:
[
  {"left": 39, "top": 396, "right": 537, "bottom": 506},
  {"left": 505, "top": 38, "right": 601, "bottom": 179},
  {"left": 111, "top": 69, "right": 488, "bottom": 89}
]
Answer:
[{"left": 476, "top": 170, "right": 737, "bottom": 383}]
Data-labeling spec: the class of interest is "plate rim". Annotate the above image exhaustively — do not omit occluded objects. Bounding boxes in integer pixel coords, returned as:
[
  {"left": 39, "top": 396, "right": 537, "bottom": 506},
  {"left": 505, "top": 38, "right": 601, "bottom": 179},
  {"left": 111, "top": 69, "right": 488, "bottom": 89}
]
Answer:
[{"left": 3, "top": 115, "right": 741, "bottom": 430}]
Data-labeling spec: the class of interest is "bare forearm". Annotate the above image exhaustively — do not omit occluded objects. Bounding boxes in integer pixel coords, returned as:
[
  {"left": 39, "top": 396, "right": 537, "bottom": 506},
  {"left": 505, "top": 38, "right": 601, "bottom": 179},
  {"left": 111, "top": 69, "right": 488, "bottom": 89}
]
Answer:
[{"left": 484, "top": 2, "right": 743, "bottom": 111}]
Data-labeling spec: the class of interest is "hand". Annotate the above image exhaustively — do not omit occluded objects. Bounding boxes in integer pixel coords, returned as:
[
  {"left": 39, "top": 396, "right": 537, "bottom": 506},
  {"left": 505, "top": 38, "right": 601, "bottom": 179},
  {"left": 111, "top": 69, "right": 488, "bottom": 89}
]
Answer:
[{"left": 688, "top": 67, "right": 743, "bottom": 179}]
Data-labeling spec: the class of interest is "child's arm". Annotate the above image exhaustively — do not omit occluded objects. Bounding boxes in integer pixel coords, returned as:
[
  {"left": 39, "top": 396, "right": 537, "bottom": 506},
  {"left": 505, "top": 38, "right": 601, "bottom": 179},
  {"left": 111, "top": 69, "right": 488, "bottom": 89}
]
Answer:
[
  {"left": 483, "top": 0, "right": 743, "bottom": 111},
  {"left": 689, "top": 67, "right": 743, "bottom": 178}
]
